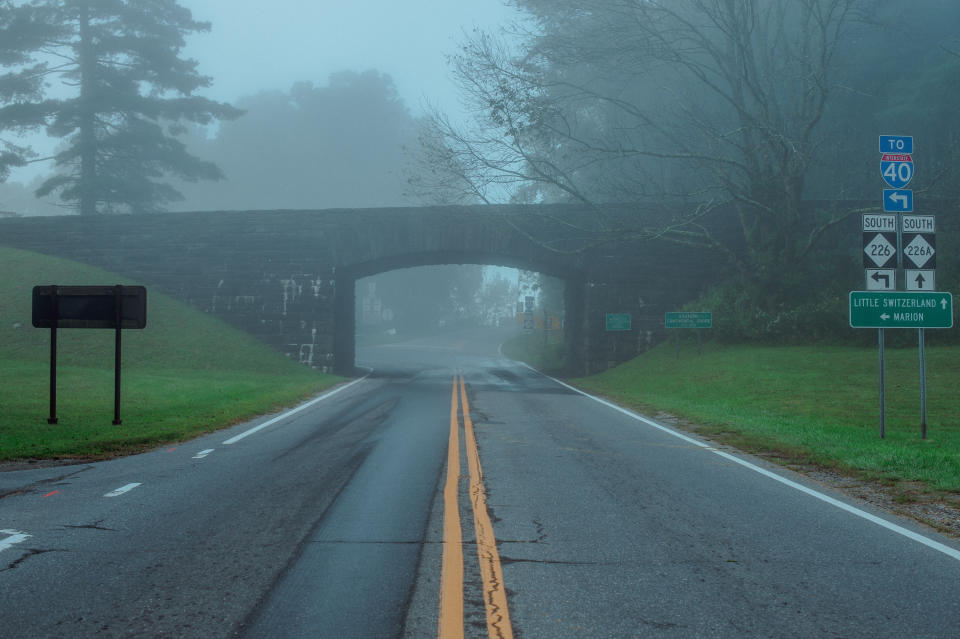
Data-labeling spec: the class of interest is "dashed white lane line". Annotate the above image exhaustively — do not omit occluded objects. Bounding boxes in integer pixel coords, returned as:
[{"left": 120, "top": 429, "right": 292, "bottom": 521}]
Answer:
[
  {"left": 519, "top": 362, "right": 960, "bottom": 564},
  {"left": 193, "top": 449, "right": 214, "bottom": 459},
  {"left": 0, "top": 530, "right": 30, "bottom": 553},
  {"left": 222, "top": 375, "right": 369, "bottom": 445},
  {"left": 104, "top": 483, "right": 142, "bottom": 498}
]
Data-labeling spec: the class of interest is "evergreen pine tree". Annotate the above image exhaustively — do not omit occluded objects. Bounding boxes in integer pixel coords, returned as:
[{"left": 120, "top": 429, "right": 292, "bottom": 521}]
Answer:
[
  {"left": 25, "top": 0, "right": 241, "bottom": 214},
  {"left": 0, "top": 1, "right": 60, "bottom": 182}
]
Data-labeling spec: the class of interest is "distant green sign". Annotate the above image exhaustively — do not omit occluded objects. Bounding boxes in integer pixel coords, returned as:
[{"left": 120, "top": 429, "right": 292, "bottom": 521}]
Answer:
[
  {"left": 665, "top": 312, "right": 713, "bottom": 329},
  {"left": 605, "top": 313, "right": 631, "bottom": 331},
  {"left": 849, "top": 291, "right": 953, "bottom": 328}
]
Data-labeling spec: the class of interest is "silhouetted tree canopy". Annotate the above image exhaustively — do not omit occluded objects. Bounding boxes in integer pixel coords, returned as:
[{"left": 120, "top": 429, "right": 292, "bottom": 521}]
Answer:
[
  {"left": 414, "top": 0, "right": 960, "bottom": 305},
  {"left": 0, "top": 1, "right": 59, "bottom": 182},
  {"left": 174, "top": 70, "right": 420, "bottom": 211},
  {"left": 0, "top": 0, "right": 240, "bottom": 214}
]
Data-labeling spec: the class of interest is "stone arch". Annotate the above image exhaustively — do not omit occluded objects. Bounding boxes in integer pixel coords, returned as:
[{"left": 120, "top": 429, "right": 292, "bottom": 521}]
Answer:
[
  {"left": 333, "top": 250, "right": 584, "bottom": 375},
  {"left": 0, "top": 205, "right": 730, "bottom": 376}
]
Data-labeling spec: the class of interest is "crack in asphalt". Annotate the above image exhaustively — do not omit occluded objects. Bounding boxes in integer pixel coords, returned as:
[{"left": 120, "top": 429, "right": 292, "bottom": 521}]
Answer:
[
  {"left": 63, "top": 520, "right": 115, "bottom": 532},
  {"left": 497, "top": 555, "right": 610, "bottom": 567},
  {"left": 1, "top": 548, "right": 67, "bottom": 572},
  {"left": 0, "top": 466, "right": 94, "bottom": 500},
  {"left": 637, "top": 615, "right": 684, "bottom": 630},
  {"left": 311, "top": 540, "right": 425, "bottom": 545}
]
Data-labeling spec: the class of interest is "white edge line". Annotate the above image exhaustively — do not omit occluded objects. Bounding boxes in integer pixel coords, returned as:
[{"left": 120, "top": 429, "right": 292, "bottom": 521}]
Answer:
[
  {"left": 517, "top": 361, "right": 960, "bottom": 563},
  {"left": 104, "top": 482, "right": 142, "bottom": 498},
  {"left": 222, "top": 375, "right": 369, "bottom": 445},
  {"left": 0, "top": 530, "right": 31, "bottom": 553}
]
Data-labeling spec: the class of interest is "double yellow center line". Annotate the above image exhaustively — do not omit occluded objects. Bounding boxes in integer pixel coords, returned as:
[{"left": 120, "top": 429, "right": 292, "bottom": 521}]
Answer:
[{"left": 439, "top": 375, "right": 513, "bottom": 639}]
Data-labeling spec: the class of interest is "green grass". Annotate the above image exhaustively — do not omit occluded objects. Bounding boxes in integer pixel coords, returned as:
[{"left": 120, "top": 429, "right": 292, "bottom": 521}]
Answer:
[
  {"left": 0, "top": 247, "right": 342, "bottom": 460},
  {"left": 500, "top": 333, "right": 565, "bottom": 373},
  {"left": 567, "top": 342, "right": 960, "bottom": 492}
]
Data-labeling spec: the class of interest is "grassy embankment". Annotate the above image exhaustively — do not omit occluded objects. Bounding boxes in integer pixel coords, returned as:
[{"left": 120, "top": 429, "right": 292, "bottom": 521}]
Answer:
[
  {"left": 504, "top": 334, "right": 960, "bottom": 494},
  {"left": 0, "top": 247, "right": 341, "bottom": 460},
  {"left": 499, "top": 331, "right": 564, "bottom": 372}
]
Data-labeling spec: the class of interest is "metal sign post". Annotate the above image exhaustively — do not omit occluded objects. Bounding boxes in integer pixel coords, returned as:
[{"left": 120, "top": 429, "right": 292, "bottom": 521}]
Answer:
[
  {"left": 854, "top": 136, "right": 947, "bottom": 438},
  {"left": 879, "top": 328, "right": 885, "bottom": 439},
  {"left": 47, "top": 285, "right": 59, "bottom": 424},
  {"left": 664, "top": 312, "right": 712, "bottom": 358},
  {"left": 32, "top": 285, "right": 147, "bottom": 425},
  {"left": 113, "top": 285, "right": 123, "bottom": 425},
  {"left": 849, "top": 290, "right": 952, "bottom": 437},
  {"left": 919, "top": 328, "right": 927, "bottom": 439}
]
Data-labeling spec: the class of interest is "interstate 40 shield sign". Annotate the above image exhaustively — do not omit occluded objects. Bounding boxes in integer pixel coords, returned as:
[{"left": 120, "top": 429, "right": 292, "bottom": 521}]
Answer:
[{"left": 880, "top": 153, "right": 914, "bottom": 189}]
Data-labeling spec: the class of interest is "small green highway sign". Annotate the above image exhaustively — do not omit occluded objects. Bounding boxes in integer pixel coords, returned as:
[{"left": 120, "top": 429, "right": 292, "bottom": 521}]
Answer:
[
  {"left": 605, "top": 313, "right": 631, "bottom": 331},
  {"left": 849, "top": 291, "right": 953, "bottom": 329},
  {"left": 665, "top": 311, "right": 713, "bottom": 329}
]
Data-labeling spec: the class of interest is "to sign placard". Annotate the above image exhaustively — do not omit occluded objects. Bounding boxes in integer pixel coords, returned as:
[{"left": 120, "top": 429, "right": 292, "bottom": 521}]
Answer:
[{"left": 879, "top": 135, "right": 913, "bottom": 154}]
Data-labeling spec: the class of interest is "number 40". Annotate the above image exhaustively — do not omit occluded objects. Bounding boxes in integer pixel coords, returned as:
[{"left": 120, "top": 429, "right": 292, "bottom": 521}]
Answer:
[{"left": 883, "top": 162, "right": 913, "bottom": 184}]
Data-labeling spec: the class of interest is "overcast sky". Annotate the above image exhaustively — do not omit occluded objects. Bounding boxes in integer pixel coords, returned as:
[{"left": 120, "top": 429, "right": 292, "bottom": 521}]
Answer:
[
  {"left": 4, "top": 0, "right": 526, "bottom": 184},
  {"left": 183, "top": 0, "right": 526, "bottom": 116}
]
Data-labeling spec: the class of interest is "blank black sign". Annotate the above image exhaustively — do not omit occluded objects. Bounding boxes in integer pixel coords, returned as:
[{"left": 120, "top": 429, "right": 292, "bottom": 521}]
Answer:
[{"left": 32, "top": 286, "right": 147, "bottom": 329}]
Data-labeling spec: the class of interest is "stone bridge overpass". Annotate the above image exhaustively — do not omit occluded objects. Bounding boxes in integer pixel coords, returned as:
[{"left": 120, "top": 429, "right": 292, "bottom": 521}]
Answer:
[{"left": 0, "top": 204, "right": 726, "bottom": 375}]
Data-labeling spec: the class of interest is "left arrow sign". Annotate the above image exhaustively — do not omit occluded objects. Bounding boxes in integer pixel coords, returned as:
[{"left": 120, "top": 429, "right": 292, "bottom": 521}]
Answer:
[
  {"left": 883, "top": 189, "right": 913, "bottom": 212},
  {"left": 866, "top": 269, "right": 895, "bottom": 291}
]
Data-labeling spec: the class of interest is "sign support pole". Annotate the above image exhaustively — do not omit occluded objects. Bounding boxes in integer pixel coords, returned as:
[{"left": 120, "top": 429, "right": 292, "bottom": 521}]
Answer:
[
  {"left": 878, "top": 328, "right": 886, "bottom": 439},
  {"left": 48, "top": 285, "right": 59, "bottom": 425},
  {"left": 696, "top": 328, "right": 702, "bottom": 356},
  {"left": 113, "top": 285, "right": 123, "bottom": 425},
  {"left": 919, "top": 328, "right": 927, "bottom": 439},
  {"left": 674, "top": 330, "right": 680, "bottom": 359}
]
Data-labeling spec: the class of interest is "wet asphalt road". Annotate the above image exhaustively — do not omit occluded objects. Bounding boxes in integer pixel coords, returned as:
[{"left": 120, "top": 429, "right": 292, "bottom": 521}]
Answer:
[{"left": 1, "top": 327, "right": 959, "bottom": 638}]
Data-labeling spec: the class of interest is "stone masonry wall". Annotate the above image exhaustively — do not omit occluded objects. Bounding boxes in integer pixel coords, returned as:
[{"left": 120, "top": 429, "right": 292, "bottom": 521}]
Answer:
[{"left": 0, "top": 205, "right": 727, "bottom": 375}]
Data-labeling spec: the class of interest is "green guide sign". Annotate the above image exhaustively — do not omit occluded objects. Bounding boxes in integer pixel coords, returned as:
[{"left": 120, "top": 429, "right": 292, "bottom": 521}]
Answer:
[
  {"left": 849, "top": 291, "right": 953, "bottom": 329},
  {"left": 605, "top": 313, "right": 631, "bottom": 331},
  {"left": 665, "top": 312, "right": 713, "bottom": 329}
]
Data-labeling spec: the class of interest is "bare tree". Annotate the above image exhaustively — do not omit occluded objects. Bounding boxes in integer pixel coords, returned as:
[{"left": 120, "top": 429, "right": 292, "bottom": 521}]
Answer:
[{"left": 414, "top": 0, "right": 875, "bottom": 292}]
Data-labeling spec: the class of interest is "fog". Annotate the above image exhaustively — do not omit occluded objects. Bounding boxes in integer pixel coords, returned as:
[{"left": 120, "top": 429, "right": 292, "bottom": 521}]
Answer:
[
  {"left": 0, "top": 0, "right": 526, "bottom": 214},
  {"left": 356, "top": 266, "right": 565, "bottom": 345},
  {"left": 181, "top": 0, "right": 523, "bottom": 120},
  {"left": 3, "top": 0, "right": 959, "bottom": 343}
]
